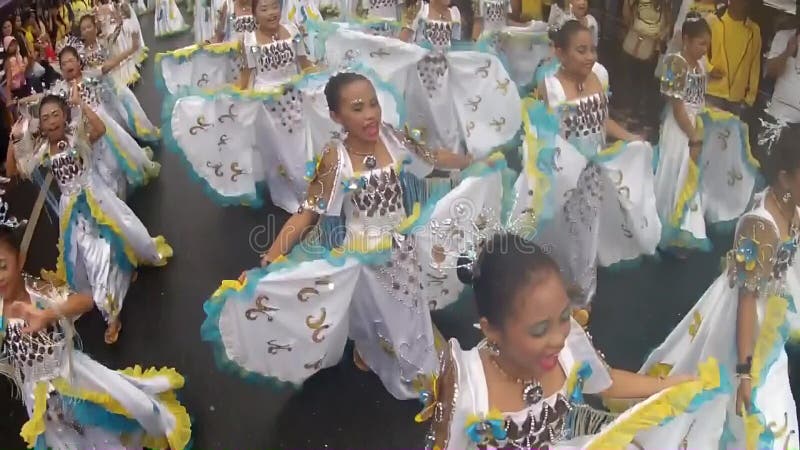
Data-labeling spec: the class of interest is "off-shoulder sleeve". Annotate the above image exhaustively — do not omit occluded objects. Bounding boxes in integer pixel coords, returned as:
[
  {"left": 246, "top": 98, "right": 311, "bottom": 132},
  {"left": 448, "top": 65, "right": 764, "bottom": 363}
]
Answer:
[
  {"left": 301, "top": 144, "right": 345, "bottom": 216},
  {"left": 660, "top": 53, "right": 690, "bottom": 100},
  {"left": 726, "top": 215, "right": 780, "bottom": 294}
]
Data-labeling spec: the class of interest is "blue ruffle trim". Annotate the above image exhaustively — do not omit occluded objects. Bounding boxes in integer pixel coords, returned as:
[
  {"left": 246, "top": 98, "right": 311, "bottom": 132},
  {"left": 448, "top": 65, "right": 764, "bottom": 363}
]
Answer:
[
  {"left": 64, "top": 396, "right": 142, "bottom": 434},
  {"left": 200, "top": 156, "right": 510, "bottom": 384},
  {"left": 62, "top": 191, "right": 136, "bottom": 289}
]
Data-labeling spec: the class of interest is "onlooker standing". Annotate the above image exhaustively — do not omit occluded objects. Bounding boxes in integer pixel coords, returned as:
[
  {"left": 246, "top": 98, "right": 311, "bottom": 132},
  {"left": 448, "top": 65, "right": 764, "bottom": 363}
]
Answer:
[
  {"left": 705, "top": 0, "right": 761, "bottom": 115},
  {"left": 620, "top": 0, "right": 671, "bottom": 134},
  {"left": 764, "top": 21, "right": 800, "bottom": 125},
  {"left": 3, "top": 36, "right": 33, "bottom": 106}
]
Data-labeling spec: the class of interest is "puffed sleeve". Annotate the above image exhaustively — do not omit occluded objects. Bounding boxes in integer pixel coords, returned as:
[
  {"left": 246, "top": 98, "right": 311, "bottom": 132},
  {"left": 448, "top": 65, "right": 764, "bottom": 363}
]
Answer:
[
  {"left": 726, "top": 214, "right": 781, "bottom": 295},
  {"left": 242, "top": 32, "right": 258, "bottom": 69},
  {"left": 451, "top": 6, "right": 463, "bottom": 40},
  {"left": 660, "top": 53, "right": 690, "bottom": 100},
  {"left": 301, "top": 144, "right": 345, "bottom": 216}
]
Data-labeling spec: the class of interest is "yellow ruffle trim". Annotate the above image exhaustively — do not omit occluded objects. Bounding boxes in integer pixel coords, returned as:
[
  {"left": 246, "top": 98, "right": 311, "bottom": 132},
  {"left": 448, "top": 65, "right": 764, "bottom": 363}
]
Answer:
[
  {"left": 397, "top": 202, "right": 421, "bottom": 233},
  {"left": 153, "top": 235, "right": 174, "bottom": 267},
  {"left": 84, "top": 190, "right": 139, "bottom": 268},
  {"left": 55, "top": 195, "right": 79, "bottom": 281},
  {"left": 670, "top": 158, "right": 699, "bottom": 227},
  {"left": 118, "top": 365, "right": 186, "bottom": 389},
  {"left": 51, "top": 378, "right": 133, "bottom": 417},
  {"left": 141, "top": 390, "right": 192, "bottom": 450},
  {"left": 155, "top": 40, "right": 241, "bottom": 64},
  {"left": 521, "top": 98, "right": 549, "bottom": 227},
  {"left": 584, "top": 357, "right": 724, "bottom": 450},
  {"left": 743, "top": 294, "right": 789, "bottom": 449},
  {"left": 597, "top": 140, "right": 625, "bottom": 158},
  {"left": 104, "top": 116, "right": 143, "bottom": 178},
  {"left": 20, "top": 382, "right": 48, "bottom": 447},
  {"left": 702, "top": 107, "right": 761, "bottom": 169}
]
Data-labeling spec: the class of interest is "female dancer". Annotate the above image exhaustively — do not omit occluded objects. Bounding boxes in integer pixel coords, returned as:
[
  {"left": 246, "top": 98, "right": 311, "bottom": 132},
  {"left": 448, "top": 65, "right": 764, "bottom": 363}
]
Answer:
[
  {"left": 6, "top": 94, "right": 172, "bottom": 345},
  {"left": 0, "top": 208, "right": 191, "bottom": 449},
  {"left": 422, "top": 233, "right": 728, "bottom": 448},
  {"left": 655, "top": 14, "right": 758, "bottom": 254},
  {"left": 201, "top": 73, "right": 502, "bottom": 400},
  {"left": 75, "top": 14, "right": 160, "bottom": 144},
  {"left": 641, "top": 125, "right": 800, "bottom": 449},
  {"left": 164, "top": 0, "right": 410, "bottom": 211},
  {"left": 112, "top": 2, "right": 148, "bottom": 86},
  {"left": 155, "top": 0, "right": 189, "bottom": 37},
  {"left": 471, "top": 0, "right": 551, "bottom": 91},
  {"left": 213, "top": 0, "right": 256, "bottom": 43},
  {"left": 55, "top": 45, "right": 160, "bottom": 199},
  {"left": 520, "top": 20, "right": 660, "bottom": 306}
]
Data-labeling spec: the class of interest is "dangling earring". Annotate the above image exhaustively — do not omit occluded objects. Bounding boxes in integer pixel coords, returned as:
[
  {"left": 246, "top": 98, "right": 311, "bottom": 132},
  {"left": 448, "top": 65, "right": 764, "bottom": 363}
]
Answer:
[
  {"left": 783, "top": 191, "right": 793, "bottom": 204},
  {"left": 486, "top": 340, "right": 501, "bottom": 356}
]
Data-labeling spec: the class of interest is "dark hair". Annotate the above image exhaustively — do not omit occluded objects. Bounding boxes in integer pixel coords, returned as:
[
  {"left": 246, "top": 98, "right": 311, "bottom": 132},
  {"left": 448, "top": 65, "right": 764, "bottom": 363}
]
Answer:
[
  {"left": 0, "top": 224, "right": 25, "bottom": 252},
  {"left": 39, "top": 94, "right": 70, "bottom": 121},
  {"left": 252, "top": 0, "right": 281, "bottom": 17},
  {"left": 681, "top": 12, "right": 711, "bottom": 39},
  {"left": 58, "top": 45, "right": 80, "bottom": 63},
  {"left": 763, "top": 124, "right": 800, "bottom": 185},
  {"left": 551, "top": 20, "right": 590, "bottom": 49},
  {"left": 457, "top": 233, "right": 561, "bottom": 326},
  {"left": 324, "top": 72, "right": 370, "bottom": 113}
]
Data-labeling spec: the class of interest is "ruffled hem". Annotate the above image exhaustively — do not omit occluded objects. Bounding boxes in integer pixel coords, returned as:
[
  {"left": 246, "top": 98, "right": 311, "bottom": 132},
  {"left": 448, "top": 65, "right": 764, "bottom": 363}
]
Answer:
[
  {"left": 154, "top": 40, "right": 241, "bottom": 95},
  {"left": 201, "top": 155, "right": 509, "bottom": 383},
  {"left": 584, "top": 358, "right": 731, "bottom": 449}
]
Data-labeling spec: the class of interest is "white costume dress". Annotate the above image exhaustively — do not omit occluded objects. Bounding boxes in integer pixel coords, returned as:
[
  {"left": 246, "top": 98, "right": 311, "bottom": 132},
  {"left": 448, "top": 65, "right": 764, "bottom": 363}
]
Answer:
[
  {"left": 48, "top": 76, "right": 160, "bottom": 200},
  {"left": 766, "top": 30, "right": 800, "bottom": 125},
  {"left": 655, "top": 53, "right": 758, "bottom": 251},
  {"left": 194, "top": 0, "right": 225, "bottom": 43},
  {"left": 201, "top": 126, "right": 508, "bottom": 399},
  {"left": 473, "top": 0, "right": 550, "bottom": 91},
  {"left": 422, "top": 320, "right": 730, "bottom": 449},
  {"left": 164, "top": 26, "right": 404, "bottom": 211},
  {"left": 114, "top": 5, "right": 148, "bottom": 86},
  {"left": 15, "top": 127, "right": 172, "bottom": 330},
  {"left": 641, "top": 189, "right": 800, "bottom": 449},
  {"left": 0, "top": 277, "right": 191, "bottom": 450},
  {"left": 515, "top": 64, "right": 661, "bottom": 305},
  {"left": 317, "top": 9, "right": 522, "bottom": 159},
  {"left": 155, "top": 0, "right": 189, "bottom": 37}
]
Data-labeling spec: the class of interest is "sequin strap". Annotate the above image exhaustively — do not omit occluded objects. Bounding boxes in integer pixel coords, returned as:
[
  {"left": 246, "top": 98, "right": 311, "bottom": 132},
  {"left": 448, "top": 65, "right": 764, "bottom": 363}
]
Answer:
[
  {"left": 387, "top": 124, "right": 437, "bottom": 166},
  {"left": 300, "top": 144, "right": 342, "bottom": 214},
  {"left": 726, "top": 215, "right": 783, "bottom": 295},
  {"left": 659, "top": 53, "right": 691, "bottom": 100}
]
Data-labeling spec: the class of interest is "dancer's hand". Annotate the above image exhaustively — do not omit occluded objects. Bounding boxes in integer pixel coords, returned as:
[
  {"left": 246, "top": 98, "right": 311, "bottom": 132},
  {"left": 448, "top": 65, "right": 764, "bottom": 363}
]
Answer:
[
  {"left": 7, "top": 301, "right": 57, "bottom": 333},
  {"left": 709, "top": 66, "right": 725, "bottom": 79},
  {"left": 69, "top": 80, "right": 81, "bottom": 107},
  {"left": 736, "top": 377, "right": 752, "bottom": 416},
  {"left": 260, "top": 253, "right": 273, "bottom": 267}
]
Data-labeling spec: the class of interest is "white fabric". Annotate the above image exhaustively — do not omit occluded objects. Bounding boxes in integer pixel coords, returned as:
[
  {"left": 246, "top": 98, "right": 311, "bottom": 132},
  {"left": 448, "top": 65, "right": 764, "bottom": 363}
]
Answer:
[
  {"left": 168, "top": 75, "right": 403, "bottom": 211},
  {"left": 158, "top": 45, "right": 241, "bottom": 95},
  {"left": 242, "top": 24, "right": 304, "bottom": 90},
  {"left": 322, "top": 27, "right": 522, "bottom": 158},
  {"left": 767, "top": 30, "right": 800, "bottom": 123},
  {"left": 641, "top": 190, "right": 800, "bottom": 449},
  {"left": 155, "top": 0, "right": 188, "bottom": 36}
]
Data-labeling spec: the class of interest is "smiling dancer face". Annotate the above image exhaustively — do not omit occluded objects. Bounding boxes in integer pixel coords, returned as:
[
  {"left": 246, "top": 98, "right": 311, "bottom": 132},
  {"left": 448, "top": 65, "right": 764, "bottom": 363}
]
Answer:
[
  {"left": 554, "top": 20, "right": 596, "bottom": 80},
  {"left": 254, "top": 0, "right": 281, "bottom": 31},
  {"left": 470, "top": 234, "right": 572, "bottom": 378},
  {"left": 79, "top": 15, "right": 99, "bottom": 44},
  {"left": 38, "top": 95, "right": 70, "bottom": 144},
  {"left": 58, "top": 46, "right": 82, "bottom": 82},
  {"left": 325, "top": 73, "right": 382, "bottom": 143}
]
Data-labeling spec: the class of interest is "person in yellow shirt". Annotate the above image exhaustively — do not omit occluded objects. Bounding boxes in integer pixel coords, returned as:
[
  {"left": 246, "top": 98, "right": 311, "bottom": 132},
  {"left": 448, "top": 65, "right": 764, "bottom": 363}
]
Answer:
[
  {"left": 511, "top": 0, "right": 547, "bottom": 21},
  {"left": 705, "top": 0, "right": 761, "bottom": 113}
]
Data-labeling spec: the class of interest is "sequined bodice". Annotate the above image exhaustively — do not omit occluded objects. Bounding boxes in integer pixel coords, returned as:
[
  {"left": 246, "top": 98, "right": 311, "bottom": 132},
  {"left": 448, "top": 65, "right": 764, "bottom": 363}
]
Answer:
[
  {"left": 476, "top": 395, "right": 571, "bottom": 449},
  {"left": 684, "top": 71, "right": 706, "bottom": 108},
  {"left": 342, "top": 165, "right": 406, "bottom": 243},
  {"left": 81, "top": 44, "right": 108, "bottom": 69},
  {"left": 481, "top": 0, "right": 507, "bottom": 30},
  {"left": 251, "top": 39, "right": 299, "bottom": 88},
  {"left": 232, "top": 14, "right": 256, "bottom": 33},
  {"left": 559, "top": 92, "right": 608, "bottom": 156},
  {"left": 421, "top": 20, "right": 454, "bottom": 50},
  {"left": 1, "top": 319, "right": 67, "bottom": 385},
  {"left": 367, "top": 0, "right": 398, "bottom": 19},
  {"left": 49, "top": 145, "right": 88, "bottom": 194}
]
